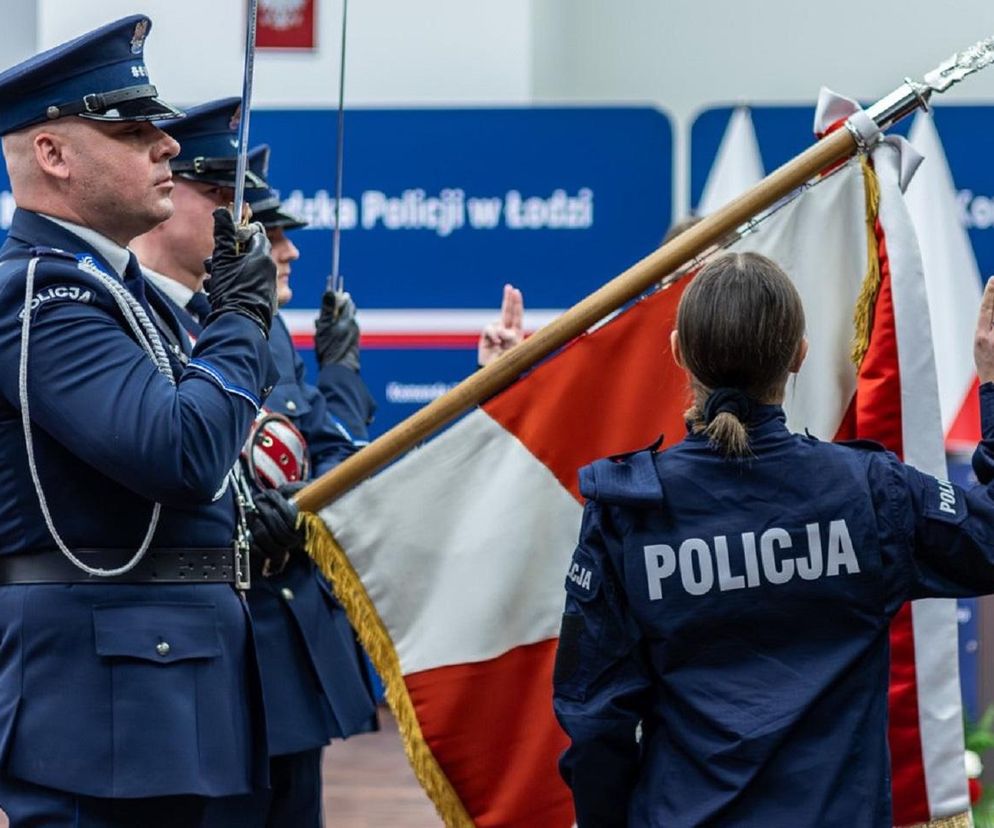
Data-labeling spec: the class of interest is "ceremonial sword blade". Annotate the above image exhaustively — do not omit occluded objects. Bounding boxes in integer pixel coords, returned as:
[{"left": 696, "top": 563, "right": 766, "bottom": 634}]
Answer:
[
  {"left": 232, "top": 0, "right": 260, "bottom": 224},
  {"left": 330, "top": 0, "right": 349, "bottom": 288},
  {"left": 924, "top": 34, "right": 994, "bottom": 93}
]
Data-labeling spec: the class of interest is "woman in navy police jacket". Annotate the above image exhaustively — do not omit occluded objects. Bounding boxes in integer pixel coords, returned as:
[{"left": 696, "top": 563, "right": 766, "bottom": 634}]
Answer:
[{"left": 554, "top": 252, "right": 994, "bottom": 827}]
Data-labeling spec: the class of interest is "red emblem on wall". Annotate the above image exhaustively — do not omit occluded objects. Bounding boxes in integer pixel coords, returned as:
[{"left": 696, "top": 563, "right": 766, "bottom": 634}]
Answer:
[{"left": 256, "top": 0, "right": 316, "bottom": 50}]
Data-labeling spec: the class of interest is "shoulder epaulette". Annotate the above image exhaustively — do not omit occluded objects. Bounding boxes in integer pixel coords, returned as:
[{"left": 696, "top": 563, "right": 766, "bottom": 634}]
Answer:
[
  {"left": 28, "top": 245, "right": 78, "bottom": 263},
  {"left": 579, "top": 438, "right": 665, "bottom": 508},
  {"left": 836, "top": 438, "right": 887, "bottom": 453},
  {"left": 606, "top": 434, "right": 664, "bottom": 462}
]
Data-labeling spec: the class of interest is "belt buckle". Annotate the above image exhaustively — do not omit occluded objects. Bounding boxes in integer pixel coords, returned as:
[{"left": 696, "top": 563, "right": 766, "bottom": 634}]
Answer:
[
  {"left": 233, "top": 540, "right": 251, "bottom": 591},
  {"left": 83, "top": 93, "right": 104, "bottom": 113}
]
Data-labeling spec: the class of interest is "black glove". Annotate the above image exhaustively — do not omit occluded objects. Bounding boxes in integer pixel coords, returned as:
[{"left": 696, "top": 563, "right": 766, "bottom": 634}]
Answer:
[
  {"left": 247, "top": 482, "right": 307, "bottom": 562},
  {"left": 203, "top": 207, "right": 278, "bottom": 335},
  {"left": 315, "top": 288, "right": 360, "bottom": 371}
]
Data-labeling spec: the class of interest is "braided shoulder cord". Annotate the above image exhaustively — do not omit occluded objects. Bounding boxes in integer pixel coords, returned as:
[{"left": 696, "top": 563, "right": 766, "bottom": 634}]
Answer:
[{"left": 18, "top": 257, "right": 173, "bottom": 577}]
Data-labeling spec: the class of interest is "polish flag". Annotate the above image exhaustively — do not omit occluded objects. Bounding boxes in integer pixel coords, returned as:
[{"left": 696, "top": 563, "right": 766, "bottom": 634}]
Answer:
[
  {"left": 815, "top": 93, "right": 967, "bottom": 827},
  {"left": 697, "top": 107, "right": 765, "bottom": 215},
  {"left": 904, "top": 111, "right": 983, "bottom": 454},
  {"left": 311, "top": 140, "right": 966, "bottom": 824}
]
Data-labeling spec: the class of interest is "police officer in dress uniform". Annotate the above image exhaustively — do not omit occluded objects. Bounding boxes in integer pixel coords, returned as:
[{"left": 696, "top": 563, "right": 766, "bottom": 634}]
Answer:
[
  {"left": 0, "top": 16, "right": 281, "bottom": 828},
  {"left": 134, "top": 110, "right": 377, "bottom": 828},
  {"left": 553, "top": 252, "right": 994, "bottom": 827}
]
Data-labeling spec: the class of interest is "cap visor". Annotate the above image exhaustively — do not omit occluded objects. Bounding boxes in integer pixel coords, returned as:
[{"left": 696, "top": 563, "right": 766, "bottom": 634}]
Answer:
[
  {"left": 255, "top": 208, "right": 308, "bottom": 231},
  {"left": 80, "top": 96, "right": 185, "bottom": 122},
  {"left": 176, "top": 170, "right": 267, "bottom": 189}
]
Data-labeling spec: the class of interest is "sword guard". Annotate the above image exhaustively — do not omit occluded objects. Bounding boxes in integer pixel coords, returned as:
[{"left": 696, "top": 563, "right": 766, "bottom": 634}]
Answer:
[{"left": 229, "top": 202, "right": 255, "bottom": 255}]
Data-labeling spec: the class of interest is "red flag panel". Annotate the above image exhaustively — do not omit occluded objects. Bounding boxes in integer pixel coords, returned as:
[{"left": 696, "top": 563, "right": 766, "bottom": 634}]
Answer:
[
  {"left": 257, "top": 0, "right": 316, "bottom": 50},
  {"left": 485, "top": 281, "right": 692, "bottom": 501},
  {"left": 405, "top": 639, "right": 573, "bottom": 827}
]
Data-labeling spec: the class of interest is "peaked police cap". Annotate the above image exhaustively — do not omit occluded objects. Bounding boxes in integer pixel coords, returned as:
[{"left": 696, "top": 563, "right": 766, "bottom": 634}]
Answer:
[
  {"left": 246, "top": 144, "right": 307, "bottom": 231},
  {"left": 0, "top": 14, "right": 182, "bottom": 136},
  {"left": 160, "top": 97, "right": 264, "bottom": 189}
]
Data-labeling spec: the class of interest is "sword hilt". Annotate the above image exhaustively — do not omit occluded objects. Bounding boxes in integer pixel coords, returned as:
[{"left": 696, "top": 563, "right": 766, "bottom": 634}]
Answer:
[{"left": 230, "top": 202, "right": 255, "bottom": 255}]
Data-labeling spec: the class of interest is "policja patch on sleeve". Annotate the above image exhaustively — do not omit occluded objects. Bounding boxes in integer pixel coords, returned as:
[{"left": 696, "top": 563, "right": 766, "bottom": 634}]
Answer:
[
  {"left": 564, "top": 546, "right": 602, "bottom": 601},
  {"left": 556, "top": 546, "right": 604, "bottom": 694},
  {"left": 923, "top": 476, "right": 967, "bottom": 525}
]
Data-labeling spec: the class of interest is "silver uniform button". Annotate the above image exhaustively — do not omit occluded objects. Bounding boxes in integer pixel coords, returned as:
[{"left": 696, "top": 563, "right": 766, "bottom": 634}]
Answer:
[
  {"left": 286, "top": 400, "right": 297, "bottom": 412},
  {"left": 281, "top": 587, "right": 294, "bottom": 602},
  {"left": 156, "top": 641, "right": 171, "bottom": 657}
]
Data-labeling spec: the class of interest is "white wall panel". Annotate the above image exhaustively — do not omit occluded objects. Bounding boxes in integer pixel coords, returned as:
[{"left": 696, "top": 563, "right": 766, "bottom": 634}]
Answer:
[{"left": 34, "top": 0, "right": 532, "bottom": 106}]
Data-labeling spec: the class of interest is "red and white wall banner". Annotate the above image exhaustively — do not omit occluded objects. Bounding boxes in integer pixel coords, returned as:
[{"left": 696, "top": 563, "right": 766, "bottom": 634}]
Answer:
[{"left": 257, "top": 0, "right": 316, "bottom": 50}]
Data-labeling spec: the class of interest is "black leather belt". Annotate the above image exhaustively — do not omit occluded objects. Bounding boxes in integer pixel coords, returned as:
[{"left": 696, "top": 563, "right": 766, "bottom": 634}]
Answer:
[{"left": 0, "top": 548, "right": 240, "bottom": 585}]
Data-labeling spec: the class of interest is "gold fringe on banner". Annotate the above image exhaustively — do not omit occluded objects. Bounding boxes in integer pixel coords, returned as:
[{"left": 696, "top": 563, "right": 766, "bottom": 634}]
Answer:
[
  {"left": 299, "top": 511, "right": 476, "bottom": 828},
  {"left": 903, "top": 812, "right": 973, "bottom": 828},
  {"left": 850, "top": 154, "right": 882, "bottom": 367}
]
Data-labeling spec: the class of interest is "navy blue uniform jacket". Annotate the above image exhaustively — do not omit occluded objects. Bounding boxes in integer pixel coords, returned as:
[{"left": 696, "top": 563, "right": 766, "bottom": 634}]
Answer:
[
  {"left": 317, "top": 362, "right": 376, "bottom": 444},
  {"left": 554, "top": 402, "right": 994, "bottom": 828},
  {"left": 251, "top": 315, "right": 377, "bottom": 754},
  {"left": 152, "top": 294, "right": 377, "bottom": 756},
  {"left": 0, "top": 209, "right": 280, "bottom": 798}
]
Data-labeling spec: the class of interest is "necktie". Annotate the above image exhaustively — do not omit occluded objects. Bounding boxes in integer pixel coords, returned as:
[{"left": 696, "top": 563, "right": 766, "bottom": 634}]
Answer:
[
  {"left": 122, "top": 252, "right": 152, "bottom": 316},
  {"left": 185, "top": 291, "right": 212, "bottom": 324}
]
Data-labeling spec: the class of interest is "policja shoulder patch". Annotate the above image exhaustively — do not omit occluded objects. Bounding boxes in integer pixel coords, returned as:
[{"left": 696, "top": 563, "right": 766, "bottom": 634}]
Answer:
[
  {"left": 923, "top": 476, "right": 967, "bottom": 525},
  {"left": 17, "top": 283, "right": 95, "bottom": 321},
  {"left": 564, "top": 546, "right": 602, "bottom": 601}
]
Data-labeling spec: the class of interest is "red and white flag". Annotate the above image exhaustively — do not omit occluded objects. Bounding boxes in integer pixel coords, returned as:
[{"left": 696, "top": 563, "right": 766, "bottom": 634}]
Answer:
[
  {"left": 905, "top": 111, "right": 983, "bottom": 454},
  {"left": 308, "top": 118, "right": 967, "bottom": 825},
  {"left": 814, "top": 90, "right": 968, "bottom": 826}
]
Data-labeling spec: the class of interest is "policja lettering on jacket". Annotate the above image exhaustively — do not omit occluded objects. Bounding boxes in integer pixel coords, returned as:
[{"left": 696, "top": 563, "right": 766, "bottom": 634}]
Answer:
[
  {"left": 643, "top": 519, "right": 860, "bottom": 598},
  {"left": 937, "top": 478, "right": 958, "bottom": 514}
]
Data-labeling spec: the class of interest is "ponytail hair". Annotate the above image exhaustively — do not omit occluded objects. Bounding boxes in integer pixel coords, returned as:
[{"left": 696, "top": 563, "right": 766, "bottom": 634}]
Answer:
[
  {"left": 676, "top": 252, "right": 805, "bottom": 458},
  {"left": 698, "top": 387, "right": 753, "bottom": 457}
]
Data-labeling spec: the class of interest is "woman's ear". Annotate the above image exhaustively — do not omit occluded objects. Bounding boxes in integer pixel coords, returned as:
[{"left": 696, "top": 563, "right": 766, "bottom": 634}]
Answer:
[
  {"left": 670, "top": 330, "right": 684, "bottom": 369},
  {"left": 790, "top": 337, "right": 808, "bottom": 374}
]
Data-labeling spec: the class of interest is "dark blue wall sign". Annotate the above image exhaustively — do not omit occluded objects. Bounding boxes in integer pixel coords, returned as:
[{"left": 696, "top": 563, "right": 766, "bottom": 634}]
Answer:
[
  {"left": 250, "top": 107, "right": 674, "bottom": 434},
  {"left": 252, "top": 108, "right": 672, "bottom": 310}
]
